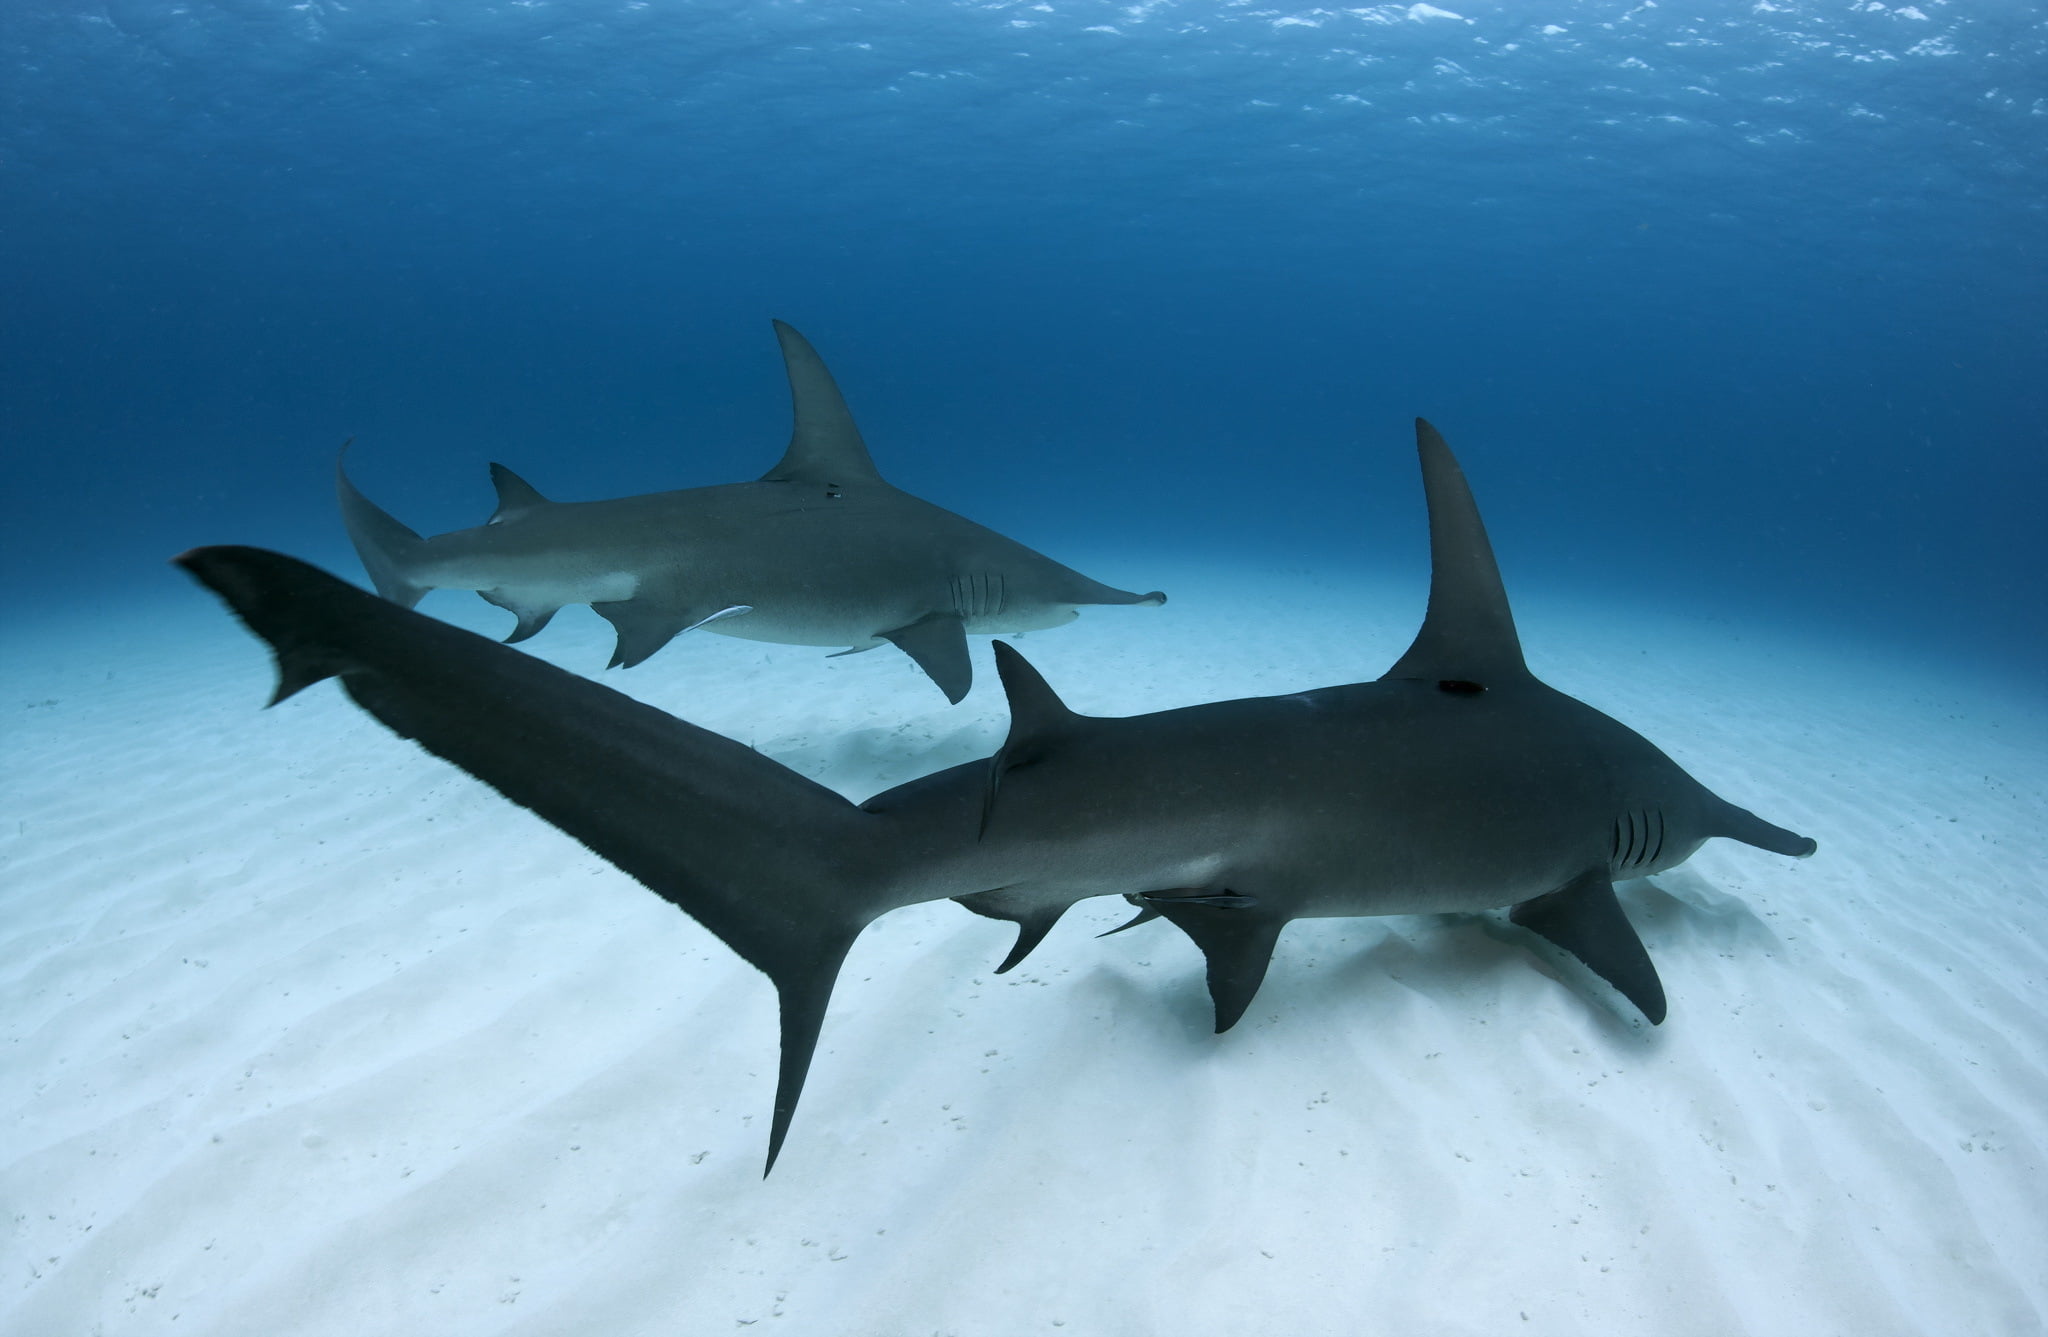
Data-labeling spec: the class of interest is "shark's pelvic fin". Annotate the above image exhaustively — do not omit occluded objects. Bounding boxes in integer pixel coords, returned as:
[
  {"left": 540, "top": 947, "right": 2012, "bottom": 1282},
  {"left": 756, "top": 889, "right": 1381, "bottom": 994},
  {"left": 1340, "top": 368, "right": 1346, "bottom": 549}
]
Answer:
[
  {"left": 486, "top": 463, "right": 553, "bottom": 523},
  {"left": 1380, "top": 418, "right": 1529, "bottom": 688},
  {"left": 336, "top": 442, "right": 431, "bottom": 610},
  {"left": 1509, "top": 871, "right": 1667, "bottom": 1025},
  {"left": 1099, "top": 901, "right": 1162, "bottom": 937},
  {"left": 759, "top": 320, "right": 885, "bottom": 488},
  {"left": 594, "top": 598, "right": 753, "bottom": 670},
  {"left": 175, "top": 545, "right": 894, "bottom": 1174},
  {"left": 881, "top": 612, "right": 972, "bottom": 704}
]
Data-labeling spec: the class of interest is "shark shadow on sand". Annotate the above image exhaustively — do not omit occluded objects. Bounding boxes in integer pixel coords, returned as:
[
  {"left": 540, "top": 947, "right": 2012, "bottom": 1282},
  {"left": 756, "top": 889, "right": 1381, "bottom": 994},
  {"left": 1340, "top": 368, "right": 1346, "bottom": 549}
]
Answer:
[
  {"left": 181, "top": 419, "right": 1815, "bottom": 1173},
  {"left": 338, "top": 320, "right": 1165, "bottom": 702}
]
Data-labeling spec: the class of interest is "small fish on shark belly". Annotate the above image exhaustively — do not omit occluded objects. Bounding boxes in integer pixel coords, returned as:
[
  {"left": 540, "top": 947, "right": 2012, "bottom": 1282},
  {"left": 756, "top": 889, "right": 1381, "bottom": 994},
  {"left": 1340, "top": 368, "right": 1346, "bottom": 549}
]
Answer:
[
  {"left": 334, "top": 319, "right": 1165, "bottom": 703},
  {"left": 179, "top": 418, "right": 1816, "bottom": 1175}
]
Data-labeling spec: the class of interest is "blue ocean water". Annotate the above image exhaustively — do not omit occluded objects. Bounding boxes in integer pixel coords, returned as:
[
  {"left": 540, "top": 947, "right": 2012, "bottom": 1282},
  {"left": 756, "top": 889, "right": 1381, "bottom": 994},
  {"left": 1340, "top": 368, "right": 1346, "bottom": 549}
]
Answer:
[{"left": 2, "top": 0, "right": 2042, "bottom": 679}]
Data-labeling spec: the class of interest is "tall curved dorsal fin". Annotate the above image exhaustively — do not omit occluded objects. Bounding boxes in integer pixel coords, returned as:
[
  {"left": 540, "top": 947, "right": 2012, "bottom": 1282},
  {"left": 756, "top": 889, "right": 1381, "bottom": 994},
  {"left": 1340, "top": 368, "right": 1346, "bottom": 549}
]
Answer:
[
  {"left": 1380, "top": 418, "right": 1529, "bottom": 686},
  {"left": 758, "top": 320, "right": 884, "bottom": 487},
  {"left": 980, "top": 641, "right": 1083, "bottom": 837},
  {"left": 487, "top": 463, "right": 553, "bottom": 524}
]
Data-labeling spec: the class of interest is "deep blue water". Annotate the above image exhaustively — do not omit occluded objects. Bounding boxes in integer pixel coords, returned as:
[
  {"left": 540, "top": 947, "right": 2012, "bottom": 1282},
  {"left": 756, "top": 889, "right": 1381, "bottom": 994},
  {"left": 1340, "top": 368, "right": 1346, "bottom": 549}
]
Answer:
[{"left": 3, "top": 0, "right": 2043, "bottom": 680}]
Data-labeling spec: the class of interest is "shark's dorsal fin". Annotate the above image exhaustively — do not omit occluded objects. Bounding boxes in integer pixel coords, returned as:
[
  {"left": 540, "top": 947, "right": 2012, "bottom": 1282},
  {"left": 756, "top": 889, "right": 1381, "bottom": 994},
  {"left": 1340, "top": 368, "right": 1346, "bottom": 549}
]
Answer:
[
  {"left": 487, "top": 463, "right": 553, "bottom": 524},
  {"left": 759, "top": 320, "right": 885, "bottom": 488},
  {"left": 1381, "top": 418, "right": 1529, "bottom": 687},
  {"left": 981, "top": 641, "right": 1084, "bottom": 837}
]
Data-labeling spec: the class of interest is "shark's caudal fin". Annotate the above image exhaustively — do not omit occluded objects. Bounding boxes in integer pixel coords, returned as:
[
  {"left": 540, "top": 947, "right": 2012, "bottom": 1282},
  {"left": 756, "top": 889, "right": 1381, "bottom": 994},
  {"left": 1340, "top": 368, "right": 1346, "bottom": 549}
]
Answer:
[
  {"left": 175, "top": 545, "right": 903, "bottom": 1174},
  {"left": 1380, "top": 418, "right": 1529, "bottom": 688},
  {"left": 758, "top": 321, "right": 885, "bottom": 488},
  {"left": 336, "top": 443, "right": 432, "bottom": 610}
]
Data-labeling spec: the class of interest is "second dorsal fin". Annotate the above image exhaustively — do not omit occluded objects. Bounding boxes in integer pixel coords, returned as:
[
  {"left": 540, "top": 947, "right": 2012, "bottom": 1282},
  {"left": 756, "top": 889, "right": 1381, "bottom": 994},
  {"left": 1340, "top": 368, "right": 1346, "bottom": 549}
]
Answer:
[
  {"left": 758, "top": 320, "right": 884, "bottom": 487},
  {"left": 487, "top": 463, "right": 553, "bottom": 524},
  {"left": 1380, "top": 418, "right": 1529, "bottom": 687}
]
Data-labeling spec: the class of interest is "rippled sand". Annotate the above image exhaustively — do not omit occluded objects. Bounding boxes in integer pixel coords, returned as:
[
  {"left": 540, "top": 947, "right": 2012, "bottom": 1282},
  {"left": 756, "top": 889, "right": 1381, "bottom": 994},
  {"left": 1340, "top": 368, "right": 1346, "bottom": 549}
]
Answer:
[{"left": 5, "top": 563, "right": 2044, "bottom": 1335}]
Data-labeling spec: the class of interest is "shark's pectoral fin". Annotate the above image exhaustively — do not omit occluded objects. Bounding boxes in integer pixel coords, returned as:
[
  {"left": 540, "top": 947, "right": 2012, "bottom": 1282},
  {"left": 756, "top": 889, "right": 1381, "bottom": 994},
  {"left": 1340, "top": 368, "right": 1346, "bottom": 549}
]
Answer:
[
  {"left": 595, "top": 599, "right": 751, "bottom": 670},
  {"left": 477, "top": 589, "right": 562, "bottom": 643},
  {"left": 1509, "top": 871, "right": 1667, "bottom": 1025},
  {"left": 1149, "top": 897, "right": 1286, "bottom": 1034},
  {"left": 953, "top": 886, "right": 1075, "bottom": 974},
  {"left": 881, "top": 611, "right": 972, "bottom": 703}
]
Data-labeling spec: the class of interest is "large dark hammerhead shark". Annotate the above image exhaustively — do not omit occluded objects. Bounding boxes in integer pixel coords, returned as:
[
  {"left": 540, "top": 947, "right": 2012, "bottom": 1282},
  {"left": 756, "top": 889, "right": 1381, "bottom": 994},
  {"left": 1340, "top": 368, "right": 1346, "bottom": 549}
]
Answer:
[
  {"left": 179, "top": 419, "right": 1815, "bottom": 1173},
  {"left": 337, "top": 320, "right": 1165, "bottom": 702}
]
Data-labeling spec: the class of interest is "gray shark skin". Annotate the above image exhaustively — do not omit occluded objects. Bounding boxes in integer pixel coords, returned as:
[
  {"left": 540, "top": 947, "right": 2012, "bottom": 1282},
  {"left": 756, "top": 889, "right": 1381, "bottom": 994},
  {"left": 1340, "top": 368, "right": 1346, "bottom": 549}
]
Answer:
[
  {"left": 338, "top": 319, "right": 1165, "bottom": 702},
  {"left": 179, "top": 419, "right": 1815, "bottom": 1173}
]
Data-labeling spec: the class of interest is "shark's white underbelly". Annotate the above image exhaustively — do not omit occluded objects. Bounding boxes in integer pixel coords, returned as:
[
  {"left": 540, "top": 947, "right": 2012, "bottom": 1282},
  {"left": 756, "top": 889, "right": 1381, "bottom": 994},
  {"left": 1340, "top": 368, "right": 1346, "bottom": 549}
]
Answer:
[{"left": 426, "top": 558, "right": 640, "bottom": 608}]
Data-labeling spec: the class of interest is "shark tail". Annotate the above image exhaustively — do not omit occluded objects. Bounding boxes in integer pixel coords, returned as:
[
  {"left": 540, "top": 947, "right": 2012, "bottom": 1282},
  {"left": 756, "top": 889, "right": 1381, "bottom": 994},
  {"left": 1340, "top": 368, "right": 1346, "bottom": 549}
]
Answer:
[
  {"left": 175, "top": 544, "right": 909, "bottom": 1174},
  {"left": 336, "top": 444, "right": 432, "bottom": 609}
]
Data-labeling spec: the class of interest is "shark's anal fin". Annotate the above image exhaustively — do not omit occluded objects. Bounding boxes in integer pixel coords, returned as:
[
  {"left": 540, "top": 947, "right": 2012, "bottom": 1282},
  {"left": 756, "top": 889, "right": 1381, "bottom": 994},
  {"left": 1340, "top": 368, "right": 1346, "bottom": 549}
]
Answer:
[
  {"left": 881, "top": 612, "right": 972, "bottom": 704},
  {"left": 1509, "top": 871, "right": 1667, "bottom": 1025},
  {"left": 953, "top": 887, "right": 1072, "bottom": 974},
  {"left": 486, "top": 463, "right": 553, "bottom": 524},
  {"left": 477, "top": 589, "right": 561, "bottom": 643},
  {"left": 1149, "top": 897, "right": 1285, "bottom": 1034}
]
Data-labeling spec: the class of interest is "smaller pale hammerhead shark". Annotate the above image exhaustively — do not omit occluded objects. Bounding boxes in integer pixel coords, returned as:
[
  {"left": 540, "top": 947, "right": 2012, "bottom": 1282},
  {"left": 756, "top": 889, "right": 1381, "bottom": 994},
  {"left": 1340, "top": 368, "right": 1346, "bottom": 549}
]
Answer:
[
  {"left": 338, "top": 320, "right": 1164, "bottom": 702},
  {"left": 182, "top": 419, "right": 1815, "bottom": 1172}
]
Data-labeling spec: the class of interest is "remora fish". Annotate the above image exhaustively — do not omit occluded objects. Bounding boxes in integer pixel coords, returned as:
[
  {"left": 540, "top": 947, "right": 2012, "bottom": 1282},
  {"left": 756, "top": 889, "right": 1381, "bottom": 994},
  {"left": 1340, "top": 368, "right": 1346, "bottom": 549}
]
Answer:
[
  {"left": 338, "top": 320, "right": 1165, "bottom": 701},
  {"left": 181, "top": 419, "right": 1815, "bottom": 1172}
]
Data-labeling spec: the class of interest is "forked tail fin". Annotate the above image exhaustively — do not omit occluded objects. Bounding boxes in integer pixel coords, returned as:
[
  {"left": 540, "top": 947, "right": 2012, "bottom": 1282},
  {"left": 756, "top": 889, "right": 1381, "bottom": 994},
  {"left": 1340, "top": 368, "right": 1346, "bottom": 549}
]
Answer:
[
  {"left": 176, "top": 544, "right": 905, "bottom": 1173},
  {"left": 336, "top": 443, "right": 432, "bottom": 609}
]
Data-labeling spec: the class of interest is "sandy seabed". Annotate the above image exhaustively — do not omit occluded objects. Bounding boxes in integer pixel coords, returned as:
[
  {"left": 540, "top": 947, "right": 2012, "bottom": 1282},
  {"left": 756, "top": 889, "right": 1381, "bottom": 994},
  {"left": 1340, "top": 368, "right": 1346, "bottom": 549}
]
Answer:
[{"left": 4, "top": 558, "right": 2045, "bottom": 1337}]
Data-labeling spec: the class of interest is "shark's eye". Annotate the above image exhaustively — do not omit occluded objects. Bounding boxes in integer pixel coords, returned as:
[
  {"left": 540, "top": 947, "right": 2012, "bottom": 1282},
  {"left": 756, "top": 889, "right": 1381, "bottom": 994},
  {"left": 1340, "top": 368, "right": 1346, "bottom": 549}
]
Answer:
[{"left": 1437, "top": 679, "right": 1484, "bottom": 695}]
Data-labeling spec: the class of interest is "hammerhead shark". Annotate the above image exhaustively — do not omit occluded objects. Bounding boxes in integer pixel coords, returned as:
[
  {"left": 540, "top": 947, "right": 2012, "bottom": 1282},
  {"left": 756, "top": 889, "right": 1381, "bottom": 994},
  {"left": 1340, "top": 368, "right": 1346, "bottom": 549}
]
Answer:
[
  {"left": 337, "top": 320, "right": 1165, "bottom": 702},
  {"left": 179, "top": 419, "right": 1815, "bottom": 1173}
]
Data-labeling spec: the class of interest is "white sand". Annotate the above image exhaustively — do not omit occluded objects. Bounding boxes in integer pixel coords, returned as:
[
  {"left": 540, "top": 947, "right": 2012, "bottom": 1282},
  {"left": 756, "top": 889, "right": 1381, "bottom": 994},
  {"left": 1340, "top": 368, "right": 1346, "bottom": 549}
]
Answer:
[{"left": 4, "top": 561, "right": 2045, "bottom": 1336}]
